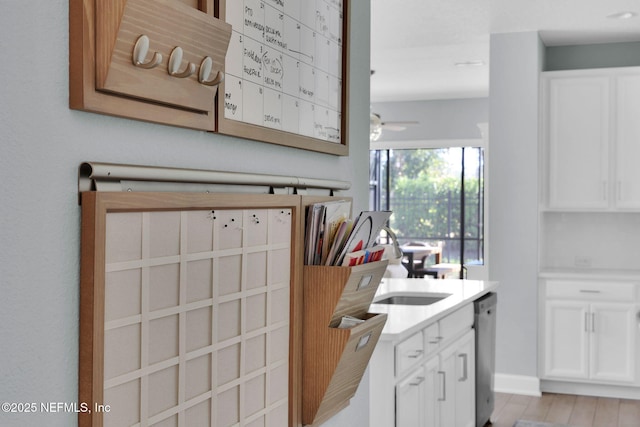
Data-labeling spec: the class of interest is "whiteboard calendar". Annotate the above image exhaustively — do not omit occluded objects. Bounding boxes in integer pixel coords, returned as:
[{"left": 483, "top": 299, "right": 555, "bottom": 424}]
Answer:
[{"left": 216, "top": 0, "right": 349, "bottom": 155}]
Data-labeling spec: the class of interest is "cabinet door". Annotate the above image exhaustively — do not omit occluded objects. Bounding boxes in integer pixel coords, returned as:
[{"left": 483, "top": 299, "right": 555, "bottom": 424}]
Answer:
[
  {"left": 615, "top": 75, "right": 640, "bottom": 209},
  {"left": 546, "top": 76, "right": 610, "bottom": 209},
  {"left": 590, "top": 303, "right": 636, "bottom": 382},
  {"left": 424, "top": 356, "right": 440, "bottom": 427},
  {"left": 439, "top": 342, "right": 458, "bottom": 427},
  {"left": 544, "top": 301, "right": 589, "bottom": 379},
  {"left": 452, "top": 330, "right": 476, "bottom": 427},
  {"left": 396, "top": 367, "right": 426, "bottom": 427}
]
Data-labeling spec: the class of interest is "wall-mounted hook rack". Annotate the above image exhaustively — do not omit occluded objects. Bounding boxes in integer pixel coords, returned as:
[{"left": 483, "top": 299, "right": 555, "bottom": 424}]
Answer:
[{"left": 72, "top": 0, "right": 232, "bottom": 131}]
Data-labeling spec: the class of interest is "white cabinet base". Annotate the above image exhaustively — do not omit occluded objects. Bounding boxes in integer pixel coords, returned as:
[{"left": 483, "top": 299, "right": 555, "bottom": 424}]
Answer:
[{"left": 541, "top": 379, "right": 640, "bottom": 400}]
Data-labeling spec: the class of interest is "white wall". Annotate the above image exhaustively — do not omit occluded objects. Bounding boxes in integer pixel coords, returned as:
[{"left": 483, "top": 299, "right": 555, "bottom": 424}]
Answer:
[
  {"left": 370, "top": 98, "right": 488, "bottom": 141},
  {"left": 0, "top": 1, "right": 371, "bottom": 426},
  {"left": 488, "top": 32, "right": 544, "bottom": 381}
]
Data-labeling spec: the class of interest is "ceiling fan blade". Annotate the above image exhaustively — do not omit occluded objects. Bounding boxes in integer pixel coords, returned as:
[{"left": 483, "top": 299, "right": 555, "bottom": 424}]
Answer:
[
  {"left": 382, "top": 125, "right": 407, "bottom": 131},
  {"left": 381, "top": 120, "right": 419, "bottom": 131}
]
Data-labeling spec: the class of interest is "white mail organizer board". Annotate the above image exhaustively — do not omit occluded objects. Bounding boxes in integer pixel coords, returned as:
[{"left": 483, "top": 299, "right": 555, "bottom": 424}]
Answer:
[
  {"left": 79, "top": 193, "right": 299, "bottom": 427},
  {"left": 216, "top": 0, "right": 349, "bottom": 155}
]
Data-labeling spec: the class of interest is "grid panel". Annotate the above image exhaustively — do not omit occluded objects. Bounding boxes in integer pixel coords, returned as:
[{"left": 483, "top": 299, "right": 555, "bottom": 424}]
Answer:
[{"left": 102, "top": 208, "right": 291, "bottom": 427}]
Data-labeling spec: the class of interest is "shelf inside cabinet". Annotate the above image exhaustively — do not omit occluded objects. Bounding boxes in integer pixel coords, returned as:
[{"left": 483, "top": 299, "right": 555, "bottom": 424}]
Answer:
[{"left": 302, "top": 261, "right": 388, "bottom": 426}]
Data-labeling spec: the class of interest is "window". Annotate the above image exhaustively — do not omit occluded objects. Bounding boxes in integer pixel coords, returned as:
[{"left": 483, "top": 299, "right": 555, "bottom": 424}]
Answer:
[{"left": 370, "top": 147, "right": 485, "bottom": 266}]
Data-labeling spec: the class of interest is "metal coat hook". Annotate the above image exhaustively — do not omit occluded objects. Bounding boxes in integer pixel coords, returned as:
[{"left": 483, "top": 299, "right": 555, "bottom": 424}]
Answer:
[
  {"left": 168, "top": 47, "right": 195, "bottom": 78},
  {"left": 198, "top": 56, "right": 224, "bottom": 86},
  {"left": 132, "top": 35, "right": 162, "bottom": 69}
]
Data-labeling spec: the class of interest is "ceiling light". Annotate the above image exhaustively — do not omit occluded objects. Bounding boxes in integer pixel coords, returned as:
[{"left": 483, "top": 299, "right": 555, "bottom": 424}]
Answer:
[
  {"left": 454, "top": 60, "right": 485, "bottom": 67},
  {"left": 607, "top": 11, "right": 637, "bottom": 19}
]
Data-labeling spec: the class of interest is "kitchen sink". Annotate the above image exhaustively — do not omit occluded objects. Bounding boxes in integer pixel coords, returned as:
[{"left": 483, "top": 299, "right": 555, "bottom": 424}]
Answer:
[{"left": 373, "top": 293, "right": 451, "bottom": 306}]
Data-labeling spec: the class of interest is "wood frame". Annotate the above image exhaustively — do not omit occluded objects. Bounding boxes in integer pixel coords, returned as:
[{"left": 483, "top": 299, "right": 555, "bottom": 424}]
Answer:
[
  {"left": 214, "top": 0, "right": 351, "bottom": 156},
  {"left": 79, "top": 192, "right": 303, "bottom": 426},
  {"left": 301, "top": 262, "right": 387, "bottom": 425},
  {"left": 69, "top": 0, "right": 229, "bottom": 131},
  {"left": 70, "top": 0, "right": 350, "bottom": 154}
]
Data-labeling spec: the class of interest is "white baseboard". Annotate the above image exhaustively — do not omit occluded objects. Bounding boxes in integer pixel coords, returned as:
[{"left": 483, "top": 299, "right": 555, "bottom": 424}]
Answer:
[
  {"left": 494, "top": 373, "right": 542, "bottom": 397},
  {"left": 540, "top": 379, "right": 640, "bottom": 400}
]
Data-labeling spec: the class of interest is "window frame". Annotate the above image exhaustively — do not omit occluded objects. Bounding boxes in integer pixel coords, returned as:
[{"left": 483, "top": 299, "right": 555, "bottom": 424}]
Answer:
[{"left": 369, "top": 134, "right": 489, "bottom": 280}]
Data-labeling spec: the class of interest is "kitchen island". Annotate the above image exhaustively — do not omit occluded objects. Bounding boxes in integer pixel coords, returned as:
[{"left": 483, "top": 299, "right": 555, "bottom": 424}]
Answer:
[{"left": 368, "top": 278, "right": 499, "bottom": 427}]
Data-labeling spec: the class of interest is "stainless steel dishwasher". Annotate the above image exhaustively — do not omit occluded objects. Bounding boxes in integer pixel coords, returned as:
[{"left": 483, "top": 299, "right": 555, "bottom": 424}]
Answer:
[{"left": 474, "top": 292, "right": 497, "bottom": 427}]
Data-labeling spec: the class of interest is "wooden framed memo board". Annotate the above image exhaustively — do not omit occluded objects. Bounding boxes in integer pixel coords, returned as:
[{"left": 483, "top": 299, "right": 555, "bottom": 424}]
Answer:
[
  {"left": 215, "top": 0, "right": 350, "bottom": 156},
  {"left": 79, "top": 192, "right": 302, "bottom": 427}
]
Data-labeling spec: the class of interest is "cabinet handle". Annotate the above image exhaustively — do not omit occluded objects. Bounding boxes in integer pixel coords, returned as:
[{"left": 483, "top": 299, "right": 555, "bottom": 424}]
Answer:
[
  {"left": 579, "top": 290, "right": 601, "bottom": 294},
  {"left": 428, "top": 336, "right": 443, "bottom": 344},
  {"left": 407, "top": 349, "right": 424, "bottom": 358},
  {"left": 585, "top": 312, "right": 589, "bottom": 333},
  {"left": 617, "top": 181, "right": 622, "bottom": 201},
  {"left": 438, "top": 371, "right": 446, "bottom": 401},
  {"left": 458, "top": 353, "right": 468, "bottom": 382},
  {"left": 591, "top": 313, "right": 596, "bottom": 333},
  {"left": 410, "top": 376, "right": 425, "bottom": 386}
]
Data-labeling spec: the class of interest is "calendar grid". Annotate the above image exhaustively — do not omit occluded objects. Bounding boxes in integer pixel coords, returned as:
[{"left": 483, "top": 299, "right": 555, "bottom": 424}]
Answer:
[{"left": 222, "top": 0, "right": 344, "bottom": 143}]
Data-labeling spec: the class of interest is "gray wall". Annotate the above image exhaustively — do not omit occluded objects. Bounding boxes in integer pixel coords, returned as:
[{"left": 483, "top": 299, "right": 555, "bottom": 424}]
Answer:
[
  {"left": 545, "top": 41, "right": 640, "bottom": 71},
  {"left": 0, "top": 1, "right": 371, "bottom": 426},
  {"left": 371, "top": 98, "right": 488, "bottom": 141},
  {"left": 488, "top": 31, "right": 543, "bottom": 378}
]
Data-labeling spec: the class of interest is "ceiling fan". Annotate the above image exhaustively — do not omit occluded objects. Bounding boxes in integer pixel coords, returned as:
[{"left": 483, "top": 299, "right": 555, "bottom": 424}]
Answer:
[{"left": 370, "top": 112, "right": 419, "bottom": 141}]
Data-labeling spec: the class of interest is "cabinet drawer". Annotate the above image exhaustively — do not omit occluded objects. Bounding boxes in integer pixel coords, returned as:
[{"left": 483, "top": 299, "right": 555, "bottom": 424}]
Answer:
[
  {"left": 395, "top": 331, "right": 424, "bottom": 377},
  {"left": 546, "top": 280, "right": 636, "bottom": 301},
  {"left": 439, "top": 304, "right": 474, "bottom": 346},
  {"left": 423, "top": 322, "right": 440, "bottom": 356}
]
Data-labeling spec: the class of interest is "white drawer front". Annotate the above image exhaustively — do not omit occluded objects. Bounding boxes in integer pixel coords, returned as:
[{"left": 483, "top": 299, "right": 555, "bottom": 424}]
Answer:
[
  {"left": 439, "top": 303, "right": 473, "bottom": 346},
  {"left": 546, "top": 280, "right": 637, "bottom": 301},
  {"left": 423, "top": 322, "right": 441, "bottom": 356},
  {"left": 395, "top": 331, "right": 424, "bottom": 377}
]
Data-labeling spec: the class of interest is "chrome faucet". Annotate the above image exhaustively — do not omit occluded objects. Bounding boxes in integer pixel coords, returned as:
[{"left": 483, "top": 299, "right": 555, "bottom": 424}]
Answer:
[{"left": 381, "top": 226, "right": 403, "bottom": 259}]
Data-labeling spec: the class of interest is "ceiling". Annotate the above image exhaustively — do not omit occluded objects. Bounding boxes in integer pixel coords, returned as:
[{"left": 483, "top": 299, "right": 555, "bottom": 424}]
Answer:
[{"left": 370, "top": 0, "right": 640, "bottom": 103}]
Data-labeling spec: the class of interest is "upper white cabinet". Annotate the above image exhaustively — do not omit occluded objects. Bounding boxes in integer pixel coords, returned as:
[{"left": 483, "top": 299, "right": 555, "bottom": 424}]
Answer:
[
  {"left": 615, "top": 75, "right": 640, "bottom": 209},
  {"left": 542, "top": 67, "right": 640, "bottom": 211}
]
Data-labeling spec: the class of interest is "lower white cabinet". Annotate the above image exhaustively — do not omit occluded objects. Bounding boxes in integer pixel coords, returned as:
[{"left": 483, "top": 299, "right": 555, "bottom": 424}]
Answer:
[
  {"left": 417, "top": 330, "right": 475, "bottom": 427},
  {"left": 542, "top": 280, "right": 638, "bottom": 385},
  {"left": 371, "top": 303, "right": 475, "bottom": 427},
  {"left": 544, "top": 301, "right": 636, "bottom": 382},
  {"left": 396, "top": 366, "right": 425, "bottom": 427}
]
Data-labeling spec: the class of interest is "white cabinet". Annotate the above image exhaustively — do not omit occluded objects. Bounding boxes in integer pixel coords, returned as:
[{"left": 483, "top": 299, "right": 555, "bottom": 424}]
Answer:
[
  {"left": 396, "top": 367, "right": 426, "bottom": 427},
  {"left": 542, "top": 67, "right": 640, "bottom": 210},
  {"left": 544, "top": 301, "right": 589, "bottom": 379},
  {"left": 615, "top": 74, "right": 640, "bottom": 209},
  {"left": 371, "top": 303, "right": 475, "bottom": 427},
  {"left": 545, "top": 75, "right": 610, "bottom": 209},
  {"left": 590, "top": 304, "right": 636, "bottom": 382},
  {"left": 542, "top": 280, "right": 637, "bottom": 384},
  {"left": 433, "top": 330, "right": 475, "bottom": 427},
  {"left": 395, "top": 330, "right": 475, "bottom": 427}
]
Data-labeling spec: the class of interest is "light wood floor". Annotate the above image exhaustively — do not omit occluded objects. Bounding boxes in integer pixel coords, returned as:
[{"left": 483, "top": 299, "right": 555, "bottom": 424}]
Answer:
[{"left": 488, "top": 392, "right": 640, "bottom": 427}]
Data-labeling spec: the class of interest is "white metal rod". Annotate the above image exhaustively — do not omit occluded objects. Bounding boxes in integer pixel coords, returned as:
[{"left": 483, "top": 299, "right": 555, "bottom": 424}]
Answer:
[{"left": 79, "top": 162, "right": 351, "bottom": 194}]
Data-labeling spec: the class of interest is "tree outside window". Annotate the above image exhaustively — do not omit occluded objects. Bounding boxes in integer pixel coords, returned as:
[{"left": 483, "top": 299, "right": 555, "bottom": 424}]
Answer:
[{"left": 370, "top": 147, "right": 484, "bottom": 265}]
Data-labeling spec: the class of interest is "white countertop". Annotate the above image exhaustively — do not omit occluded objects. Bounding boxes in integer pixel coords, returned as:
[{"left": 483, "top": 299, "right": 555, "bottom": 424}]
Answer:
[{"left": 369, "top": 278, "right": 499, "bottom": 342}]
